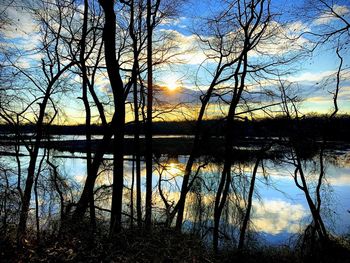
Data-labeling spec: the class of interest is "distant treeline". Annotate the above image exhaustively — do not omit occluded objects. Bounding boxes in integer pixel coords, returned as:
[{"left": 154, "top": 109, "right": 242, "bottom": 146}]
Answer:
[{"left": 1, "top": 115, "right": 350, "bottom": 140}]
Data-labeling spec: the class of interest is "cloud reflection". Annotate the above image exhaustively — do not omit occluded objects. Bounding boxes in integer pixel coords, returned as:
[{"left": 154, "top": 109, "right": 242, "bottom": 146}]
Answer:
[{"left": 252, "top": 199, "right": 308, "bottom": 235}]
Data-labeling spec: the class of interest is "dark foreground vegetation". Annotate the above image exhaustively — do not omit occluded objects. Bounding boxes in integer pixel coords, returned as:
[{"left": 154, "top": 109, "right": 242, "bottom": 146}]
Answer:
[{"left": 2, "top": 224, "right": 350, "bottom": 263}]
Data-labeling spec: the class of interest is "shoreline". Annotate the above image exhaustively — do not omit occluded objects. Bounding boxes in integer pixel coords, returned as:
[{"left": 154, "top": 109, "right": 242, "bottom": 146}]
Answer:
[{"left": 1, "top": 137, "right": 348, "bottom": 159}]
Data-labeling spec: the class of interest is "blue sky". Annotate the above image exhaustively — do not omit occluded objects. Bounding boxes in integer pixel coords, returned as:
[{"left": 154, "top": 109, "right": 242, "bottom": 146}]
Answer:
[
  {"left": 1, "top": 0, "right": 349, "bottom": 123},
  {"left": 155, "top": 0, "right": 350, "bottom": 116}
]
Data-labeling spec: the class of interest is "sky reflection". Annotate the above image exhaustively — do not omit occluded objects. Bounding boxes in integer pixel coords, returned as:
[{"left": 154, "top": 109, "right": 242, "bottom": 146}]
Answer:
[{"left": 2, "top": 147, "right": 350, "bottom": 242}]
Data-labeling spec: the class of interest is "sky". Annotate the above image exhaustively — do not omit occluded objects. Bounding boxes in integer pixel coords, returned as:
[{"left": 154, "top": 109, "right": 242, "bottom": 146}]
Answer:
[
  {"left": 156, "top": 0, "right": 350, "bottom": 116},
  {"left": 0, "top": 0, "right": 349, "bottom": 124},
  {"left": 40, "top": 149, "right": 350, "bottom": 239}
]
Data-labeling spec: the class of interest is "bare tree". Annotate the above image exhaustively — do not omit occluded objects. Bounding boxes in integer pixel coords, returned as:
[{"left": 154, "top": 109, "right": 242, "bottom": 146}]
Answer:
[
  {"left": 96, "top": 0, "right": 126, "bottom": 235},
  {"left": 302, "top": 0, "right": 349, "bottom": 49},
  {"left": 280, "top": 0, "right": 350, "bottom": 247},
  {"left": 237, "top": 156, "right": 261, "bottom": 250},
  {"left": 172, "top": 0, "right": 301, "bottom": 234},
  {"left": 1, "top": 0, "right": 80, "bottom": 245}
]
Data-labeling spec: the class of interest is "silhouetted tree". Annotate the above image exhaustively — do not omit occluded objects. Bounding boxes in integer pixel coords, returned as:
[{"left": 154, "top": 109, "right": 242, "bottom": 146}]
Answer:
[{"left": 4, "top": 0, "right": 79, "bottom": 245}]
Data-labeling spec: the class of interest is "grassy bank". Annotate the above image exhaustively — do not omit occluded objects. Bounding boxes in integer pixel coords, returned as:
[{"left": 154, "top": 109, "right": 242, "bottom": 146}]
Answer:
[{"left": 2, "top": 224, "right": 350, "bottom": 263}]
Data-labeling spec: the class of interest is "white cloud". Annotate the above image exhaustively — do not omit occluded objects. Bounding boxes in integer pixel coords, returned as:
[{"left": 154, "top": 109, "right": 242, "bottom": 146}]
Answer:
[
  {"left": 94, "top": 73, "right": 110, "bottom": 93},
  {"left": 2, "top": 6, "right": 38, "bottom": 40},
  {"left": 160, "top": 17, "right": 187, "bottom": 28},
  {"left": 288, "top": 70, "right": 335, "bottom": 83},
  {"left": 328, "top": 174, "right": 350, "bottom": 186},
  {"left": 74, "top": 174, "right": 86, "bottom": 184},
  {"left": 251, "top": 21, "right": 311, "bottom": 57},
  {"left": 157, "top": 29, "right": 209, "bottom": 65},
  {"left": 313, "top": 4, "right": 350, "bottom": 25},
  {"left": 157, "top": 18, "right": 313, "bottom": 67},
  {"left": 252, "top": 199, "right": 308, "bottom": 235},
  {"left": 305, "top": 96, "right": 330, "bottom": 102},
  {"left": 1, "top": 5, "right": 41, "bottom": 55},
  {"left": 327, "top": 163, "right": 350, "bottom": 186}
]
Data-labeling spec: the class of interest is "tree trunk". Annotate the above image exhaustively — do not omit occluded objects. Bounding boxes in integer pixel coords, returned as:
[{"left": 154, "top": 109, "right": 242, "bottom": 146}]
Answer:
[
  {"left": 17, "top": 56, "right": 74, "bottom": 244},
  {"left": 17, "top": 88, "right": 52, "bottom": 246},
  {"left": 129, "top": 0, "right": 142, "bottom": 227},
  {"left": 238, "top": 157, "right": 260, "bottom": 250},
  {"left": 175, "top": 79, "right": 219, "bottom": 229},
  {"left": 73, "top": 128, "right": 114, "bottom": 219},
  {"left": 98, "top": 0, "right": 126, "bottom": 235},
  {"left": 145, "top": 0, "right": 153, "bottom": 230},
  {"left": 80, "top": 0, "right": 95, "bottom": 229},
  {"left": 213, "top": 46, "right": 248, "bottom": 252},
  {"left": 296, "top": 157, "right": 328, "bottom": 241}
]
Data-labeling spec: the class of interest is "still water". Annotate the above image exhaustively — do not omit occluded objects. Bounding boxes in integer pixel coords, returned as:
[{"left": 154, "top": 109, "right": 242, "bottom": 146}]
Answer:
[{"left": 1, "top": 139, "right": 349, "bottom": 246}]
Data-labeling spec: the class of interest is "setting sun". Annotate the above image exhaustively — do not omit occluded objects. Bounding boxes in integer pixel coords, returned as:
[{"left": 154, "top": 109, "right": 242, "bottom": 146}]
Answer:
[{"left": 166, "top": 76, "right": 179, "bottom": 91}]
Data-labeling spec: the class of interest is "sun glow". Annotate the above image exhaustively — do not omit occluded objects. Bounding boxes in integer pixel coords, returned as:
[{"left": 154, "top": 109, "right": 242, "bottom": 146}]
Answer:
[
  {"left": 164, "top": 161, "right": 183, "bottom": 177},
  {"left": 166, "top": 76, "right": 179, "bottom": 91}
]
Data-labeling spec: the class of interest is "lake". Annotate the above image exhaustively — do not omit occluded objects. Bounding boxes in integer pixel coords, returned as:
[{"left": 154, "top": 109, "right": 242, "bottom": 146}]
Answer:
[{"left": 0, "top": 135, "right": 349, "bottom": 247}]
